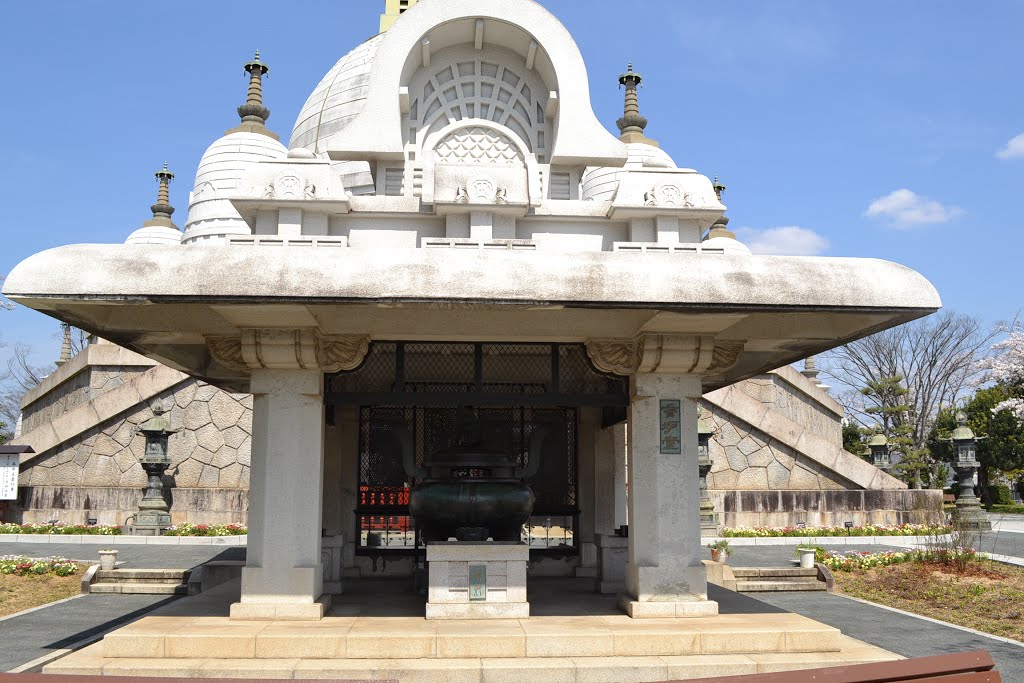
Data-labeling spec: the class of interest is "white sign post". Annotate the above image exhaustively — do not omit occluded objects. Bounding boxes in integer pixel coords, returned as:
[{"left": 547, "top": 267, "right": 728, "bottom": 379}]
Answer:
[{"left": 0, "top": 453, "right": 19, "bottom": 500}]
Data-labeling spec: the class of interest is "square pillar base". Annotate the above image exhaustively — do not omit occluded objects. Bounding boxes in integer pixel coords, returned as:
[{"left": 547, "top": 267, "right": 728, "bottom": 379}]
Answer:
[
  {"left": 594, "top": 532, "right": 628, "bottom": 595},
  {"left": 618, "top": 594, "right": 719, "bottom": 618},
  {"left": 426, "top": 542, "right": 529, "bottom": 620},
  {"left": 230, "top": 595, "right": 332, "bottom": 621}
]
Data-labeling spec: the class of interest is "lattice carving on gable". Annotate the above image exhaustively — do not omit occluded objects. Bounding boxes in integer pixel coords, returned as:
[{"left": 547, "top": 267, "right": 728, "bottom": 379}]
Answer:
[
  {"left": 406, "top": 51, "right": 550, "bottom": 161},
  {"left": 434, "top": 126, "right": 525, "bottom": 165}
]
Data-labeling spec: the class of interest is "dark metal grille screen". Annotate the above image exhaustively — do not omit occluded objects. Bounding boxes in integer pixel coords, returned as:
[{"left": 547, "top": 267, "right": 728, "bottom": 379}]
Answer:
[{"left": 340, "top": 342, "right": 613, "bottom": 553}]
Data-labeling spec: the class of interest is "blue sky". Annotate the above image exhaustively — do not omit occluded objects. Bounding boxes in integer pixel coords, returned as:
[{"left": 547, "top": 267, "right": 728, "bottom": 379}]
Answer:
[{"left": 1, "top": 1, "right": 1022, "bottom": 372}]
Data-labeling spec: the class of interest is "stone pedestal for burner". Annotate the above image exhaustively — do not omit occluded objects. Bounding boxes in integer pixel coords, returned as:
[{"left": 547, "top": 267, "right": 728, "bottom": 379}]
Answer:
[
  {"left": 425, "top": 542, "right": 529, "bottom": 619},
  {"left": 594, "top": 532, "right": 628, "bottom": 595}
]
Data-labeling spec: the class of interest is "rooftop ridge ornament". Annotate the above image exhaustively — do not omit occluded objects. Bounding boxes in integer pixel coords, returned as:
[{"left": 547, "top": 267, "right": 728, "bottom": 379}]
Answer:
[
  {"left": 143, "top": 162, "right": 178, "bottom": 230},
  {"left": 228, "top": 51, "right": 280, "bottom": 140},
  {"left": 617, "top": 63, "right": 657, "bottom": 146}
]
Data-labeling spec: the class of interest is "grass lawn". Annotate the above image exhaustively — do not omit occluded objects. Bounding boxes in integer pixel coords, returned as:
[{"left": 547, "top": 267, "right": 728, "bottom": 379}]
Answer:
[
  {"left": 0, "top": 570, "right": 85, "bottom": 618},
  {"left": 833, "top": 559, "right": 1024, "bottom": 642}
]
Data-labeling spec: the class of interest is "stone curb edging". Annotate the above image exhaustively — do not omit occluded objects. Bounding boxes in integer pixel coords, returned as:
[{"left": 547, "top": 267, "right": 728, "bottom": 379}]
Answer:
[
  {"left": 707, "top": 534, "right": 951, "bottom": 546},
  {"left": 0, "top": 534, "right": 247, "bottom": 546}
]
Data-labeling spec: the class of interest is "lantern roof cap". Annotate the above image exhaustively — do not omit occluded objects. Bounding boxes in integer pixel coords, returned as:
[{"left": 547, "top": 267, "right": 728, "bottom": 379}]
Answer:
[
  {"left": 138, "top": 406, "right": 177, "bottom": 435},
  {"left": 950, "top": 410, "right": 975, "bottom": 441},
  {"left": 867, "top": 432, "right": 888, "bottom": 447}
]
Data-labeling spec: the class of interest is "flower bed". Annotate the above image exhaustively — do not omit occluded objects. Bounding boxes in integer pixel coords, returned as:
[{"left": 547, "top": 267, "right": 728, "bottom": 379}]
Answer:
[
  {"left": 0, "top": 555, "right": 81, "bottom": 576},
  {"left": 162, "top": 523, "right": 247, "bottom": 537},
  {"left": 721, "top": 523, "right": 950, "bottom": 538},
  {"left": 0, "top": 523, "right": 122, "bottom": 535}
]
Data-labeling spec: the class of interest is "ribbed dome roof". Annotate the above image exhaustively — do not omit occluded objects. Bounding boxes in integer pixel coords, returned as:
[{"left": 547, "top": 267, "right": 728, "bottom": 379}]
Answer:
[
  {"left": 289, "top": 35, "right": 384, "bottom": 154},
  {"left": 182, "top": 131, "right": 288, "bottom": 245},
  {"left": 581, "top": 143, "right": 677, "bottom": 201}
]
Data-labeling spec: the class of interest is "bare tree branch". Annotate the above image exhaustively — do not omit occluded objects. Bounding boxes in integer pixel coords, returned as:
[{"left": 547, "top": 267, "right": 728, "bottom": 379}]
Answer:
[{"left": 821, "top": 310, "right": 997, "bottom": 452}]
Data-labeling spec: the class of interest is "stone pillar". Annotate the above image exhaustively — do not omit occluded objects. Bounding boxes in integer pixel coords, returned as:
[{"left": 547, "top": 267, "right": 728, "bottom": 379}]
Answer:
[
  {"left": 575, "top": 407, "right": 599, "bottom": 576},
  {"left": 613, "top": 421, "right": 628, "bottom": 529},
  {"left": 621, "top": 373, "right": 717, "bottom": 618},
  {"left": 231, "top": 368, "right": 328, "bottom": 620},
  {"left": 207, "top": 329, "right": 370, "bottom": 620}
]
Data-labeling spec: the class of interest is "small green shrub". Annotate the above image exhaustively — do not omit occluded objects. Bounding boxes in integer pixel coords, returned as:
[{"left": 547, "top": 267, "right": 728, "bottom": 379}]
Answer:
[{"left": 992, "top": 484, "right": 1014, "bottom": 506}]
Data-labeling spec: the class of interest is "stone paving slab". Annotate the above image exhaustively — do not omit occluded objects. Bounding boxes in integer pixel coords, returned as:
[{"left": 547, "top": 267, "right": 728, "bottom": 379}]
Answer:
[{"left": 45, "top": 638, "right": 898, "bottom": 681}]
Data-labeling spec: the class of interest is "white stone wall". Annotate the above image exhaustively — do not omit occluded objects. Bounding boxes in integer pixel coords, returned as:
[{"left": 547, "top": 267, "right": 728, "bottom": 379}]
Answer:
[
  {"left": 703, "top": 403, "right": 855, "bottom": 492},
  {"left": 765, "top": 375, "right": 842, "bottom": 446},
  {"left": 17, "top": 378, "right": 252, "bottom": 526},
  {"left": 20, "top": 366, "right": 149, "bottom": 434}
]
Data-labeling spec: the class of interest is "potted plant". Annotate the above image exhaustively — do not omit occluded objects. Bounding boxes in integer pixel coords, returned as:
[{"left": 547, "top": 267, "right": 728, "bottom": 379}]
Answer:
[
  {"left": 98, "top": 549, "right": 118, "bottom": 570},
  {"left": 796, "top": 545, "right": 817, "bottom": 569},
  {"left": 707, "top": 539, "right": 731, "bottom": 563}
]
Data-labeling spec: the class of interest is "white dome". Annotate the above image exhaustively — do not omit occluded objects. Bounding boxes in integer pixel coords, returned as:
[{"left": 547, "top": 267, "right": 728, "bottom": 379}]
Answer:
[
  {"left": 581, "top": 143, "right": 678, "bottom": 201},
  {"left": 182, "top": 131, "right": 287, "bottom": 245},
  {"left": 289, "top": 35, "right": 384, "bottom": 154},
  {"left": 125, "top": 225, "right": 181, "bottom": 246},
  {"left": 702, "top": 235, "right": 752, "bottom": 256}
]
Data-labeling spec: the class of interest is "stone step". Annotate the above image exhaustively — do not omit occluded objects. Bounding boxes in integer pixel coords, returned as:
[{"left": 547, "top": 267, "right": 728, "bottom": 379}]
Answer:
[
  {"left": 736, "top": 580, "right": 827, "bottom": 592},
  {"left": 45, "top": 637, "right": 902, "bottom": 682},
  {"left": 90, "top": 583, "right": 188, "bottom": 595},
  {"left": 98, "top": 613, "right": 843, "bottom": 660},
  {"left": 96, "top": 569, "right": 189, "bottom": 582},
  {"left": 731, "top": 567, "right": 818, "bottom": 578}
]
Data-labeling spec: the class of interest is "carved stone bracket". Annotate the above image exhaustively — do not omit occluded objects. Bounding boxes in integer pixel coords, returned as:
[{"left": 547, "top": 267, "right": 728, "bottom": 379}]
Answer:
[
  {"left": 586, "top": 339, "right": 645, "bottom": 376},
  {"left": 586, "top": 335, "right": 745, "bottom": 377},
  {"left": 315, "top": 334, "right": 370, "bottom": 373},
  {"left": 207, "top": 330, "right": 370, "bottom": 373},
  {"left": 207, "top": 336, "right": 246, "bottom": 371}
]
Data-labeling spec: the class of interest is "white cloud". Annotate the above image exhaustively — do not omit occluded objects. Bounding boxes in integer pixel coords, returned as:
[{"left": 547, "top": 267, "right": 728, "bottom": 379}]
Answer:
[
  {"left": 864, "top": 189, "right": 964, "bottom": 228},
  {"left": 734, "top": 226, "right": 829, "bottom": 256},
  {"left": 996, "top": 132, "right": 1024, "bottom": 160}
]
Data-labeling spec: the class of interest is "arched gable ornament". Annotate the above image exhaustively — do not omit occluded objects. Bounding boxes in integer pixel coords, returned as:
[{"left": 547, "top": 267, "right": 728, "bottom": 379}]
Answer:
[{"left": 323, "top": 0, "right": 627, "bottom": 166}]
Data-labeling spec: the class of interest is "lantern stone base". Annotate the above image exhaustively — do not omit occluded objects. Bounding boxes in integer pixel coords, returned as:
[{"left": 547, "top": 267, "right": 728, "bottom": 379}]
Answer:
[
  {"left": 952, "top": 504, "right": 992, "bottom": 532},
  {"left": 426, "top": 542, "right": 529, "bottom": 619},
  {"left": 129, "top": 510, "right": 171, "bottom": 536}
]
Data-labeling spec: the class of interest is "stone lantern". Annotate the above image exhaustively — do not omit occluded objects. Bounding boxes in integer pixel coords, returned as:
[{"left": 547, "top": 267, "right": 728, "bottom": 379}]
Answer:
[
  {"left": 697, "top": 407, "right": 719, "bottom": 536},
  {"left": 133, "top": 406, "right": 177, "bottom": 535},
  {"left": 867, "top": 431, "right": 890, "bottom": 472},
  {"left": 949, "top": 410, "right": 991, "bottom": 532}
]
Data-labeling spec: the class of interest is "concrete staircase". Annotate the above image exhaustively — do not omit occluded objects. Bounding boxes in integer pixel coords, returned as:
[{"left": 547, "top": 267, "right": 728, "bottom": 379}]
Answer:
[
  {"left": 89, "top": 569, "right": 190, "bottom": 595},
  {"left": 733, "top": 567, "right": 828, "bottom": 592}
]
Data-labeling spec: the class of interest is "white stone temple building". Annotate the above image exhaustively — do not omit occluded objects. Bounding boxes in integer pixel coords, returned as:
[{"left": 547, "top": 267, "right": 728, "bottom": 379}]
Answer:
[{"left": 5, "top": 0, "right": 940, "bottom": 625}]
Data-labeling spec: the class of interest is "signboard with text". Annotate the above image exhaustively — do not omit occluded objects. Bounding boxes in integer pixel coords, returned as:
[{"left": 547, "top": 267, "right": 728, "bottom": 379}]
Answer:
[{"left": 0, "top": 453, "right": 19, "bottom": 500}]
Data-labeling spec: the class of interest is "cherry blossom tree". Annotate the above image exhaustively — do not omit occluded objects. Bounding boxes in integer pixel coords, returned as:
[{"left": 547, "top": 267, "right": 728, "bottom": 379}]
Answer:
[{"left": 990, "top": 324, "right": 1024, "bottom": 421}]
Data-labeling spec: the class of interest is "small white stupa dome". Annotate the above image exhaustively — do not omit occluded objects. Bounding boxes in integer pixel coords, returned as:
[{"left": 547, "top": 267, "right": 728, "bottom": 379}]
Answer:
[
  {"left": 126, "top": 225, "right": 182, "bottom": 246},
  {"left": 182, "top": 52, "right": 288, "bottom": 245},
  {"left": 582, "top": 143, "right": 678, "bottom": 201},
  {"left": 126, "top": 164, "right": 183, "bottom": 246}
]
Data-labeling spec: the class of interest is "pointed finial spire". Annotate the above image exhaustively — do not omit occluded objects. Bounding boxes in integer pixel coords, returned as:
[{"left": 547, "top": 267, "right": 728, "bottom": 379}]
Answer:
[
  {"left": 713, "top": 175, "right": 726, "bottom": 201},
  {"left": 143, "top": 163, "right": 178, "bottom": 230},
  {"left": 801, "top": 356, "right": 821, "bottom": 383},
  {"left": 616, "top": 64, "right": 657, "bottom": 146},
  {"left": 702, "top": 175, "right": 736, "bottom": 241},
  {"left": 238, "top": 50, "right": 270, "bottom": 125},
  {"left": 227, "top": 51, "right": 279, "bottom": 140},
  {"left": 55, "top": 322, "right": 72, "bottom": 367}
]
